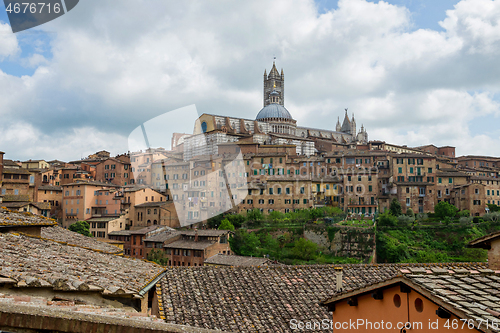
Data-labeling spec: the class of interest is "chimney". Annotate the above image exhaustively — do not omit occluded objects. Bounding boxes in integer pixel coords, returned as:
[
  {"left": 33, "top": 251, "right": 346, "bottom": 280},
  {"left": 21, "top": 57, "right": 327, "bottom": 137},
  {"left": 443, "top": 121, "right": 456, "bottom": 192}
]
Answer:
[
  {"left": 335, "top": 267, "right": 343, "bottom": 292},
  {"left": 194, "top": 228, "right": 198, "bottom": 242}
]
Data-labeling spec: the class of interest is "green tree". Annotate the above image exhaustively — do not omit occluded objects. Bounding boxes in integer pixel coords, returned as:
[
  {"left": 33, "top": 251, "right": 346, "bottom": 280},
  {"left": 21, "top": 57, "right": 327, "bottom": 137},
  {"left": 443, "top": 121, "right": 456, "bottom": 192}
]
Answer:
[
  {"left": 226, "top": 214, "right": 246, "bottom": 228},
  {"left": 377, "top": 211, "right": 398, "bottom": 226},
  {"left": 218, "top": 218, "right": 235, "bottom": 231},
  {"left": 229, "top": 230, "right": 261, "bottom": 256},
  {"left": 434, "top": 201, "right": 458, "bottom": 220},
  {"left": 268, "top": 210, "right": 285, "bottom": 222},
  {"left": 260, "top": 233, "right": 279, "bottom": 255},
  {"left": 487, "top": 204, "right": 500, "bottom": 212},
  {"left": 246, "top": 208, "right": 263, "bottom": 221},
  {"left": 241, "top": 232, "right": 261, "bottom": 256},
  {"left": 389, "top": 199, "right": 402, "bottom": 216},
  {"left": 292, "top": 238, "right": 318, "bottom": 260},
  {"left": 457, "top": 210, "right": 470, "bottom": 218},
  {"left": 207, "top": 214, "right": 224, "bottom": 229},
  {"left": 406, "top": 208, "right": 414, "bottom": 217},
  {"left": 147, "top": 249, "right": 169, "bottom": 265},
  {"left": 69, "top": 221, "right": 92, "bottom": 237}
]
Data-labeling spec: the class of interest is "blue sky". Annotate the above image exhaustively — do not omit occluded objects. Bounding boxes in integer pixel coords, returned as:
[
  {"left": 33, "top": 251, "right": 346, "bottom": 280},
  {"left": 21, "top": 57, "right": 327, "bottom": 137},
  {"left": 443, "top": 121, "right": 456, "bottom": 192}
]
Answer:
[{"left": 316, "top": 0, "right": 459, "bottom": 31}]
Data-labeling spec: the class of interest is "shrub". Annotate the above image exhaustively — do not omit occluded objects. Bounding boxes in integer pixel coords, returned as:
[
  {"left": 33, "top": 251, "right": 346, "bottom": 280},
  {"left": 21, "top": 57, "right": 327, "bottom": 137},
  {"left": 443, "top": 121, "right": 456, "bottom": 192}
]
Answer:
[
  {"left": 389, "top": 199, "right": 402, "bottom": 217},
  {"left": 406, "top": 208, "right": 414, "bottom": 217},
  {"left": 457, "top": 210, "right": 470, "bottom": 218},
  {"left": 458, "top": 216, "right": 472, "bottom": 226},
  {"left": 434, "top": 201, "right": 458, "bottom": 220},
  {"left": 226, "top": 214, "right": 246, "bottom": 228},
  {"left": 483, "top": 212, "right": 500, "bottom": 222},
  {"left": 397, "top": 215, "right": 415, "bottom": 227},
  {"left": 291, "top": 238, "right": 318, "bottom": 261},
  {"left": 69, "top": 221, "right": 92, "bottom": 237},
  {"left": 378, "top": 211, "right": 398, "bottom": 227},
  {"left": 268, "top": 210, "right": 285, "bottom": 222},
  {"left": 218, "top": 219, "right": 235, "bottom": 231},
  {"left": 246, "top": 208, "right": 263, "bottom": 221}
]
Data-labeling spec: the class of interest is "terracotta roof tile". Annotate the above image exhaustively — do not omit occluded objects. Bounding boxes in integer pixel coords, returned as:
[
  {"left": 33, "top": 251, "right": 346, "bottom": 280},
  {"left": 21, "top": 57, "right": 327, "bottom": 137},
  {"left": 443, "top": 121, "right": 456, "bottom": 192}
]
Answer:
[
  {"left": 0, "top": 207, "right": 56, "bottom": 227},
  {"left": 158, "top": 263, "right": 487, "bottom": 333},
  {"left": 0, "top": 233, "right": 164, "bottom": 296},
  {"left": 41, "top": 226, "right": 122, "bottom": 254}
]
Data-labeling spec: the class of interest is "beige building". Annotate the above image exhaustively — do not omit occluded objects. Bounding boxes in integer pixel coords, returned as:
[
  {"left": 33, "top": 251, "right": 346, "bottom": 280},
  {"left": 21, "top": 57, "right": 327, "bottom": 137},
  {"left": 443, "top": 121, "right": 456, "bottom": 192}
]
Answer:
[{"left": 61, "top": 181, "right": 120, "bottom": 228}]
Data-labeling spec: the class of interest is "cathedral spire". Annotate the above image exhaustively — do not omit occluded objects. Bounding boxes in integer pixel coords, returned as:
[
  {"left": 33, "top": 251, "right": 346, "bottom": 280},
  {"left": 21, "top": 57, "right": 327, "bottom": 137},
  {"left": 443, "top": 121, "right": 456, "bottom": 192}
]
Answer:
[{"left": 264, "top": 60, "right": 284, "bottom": 107}]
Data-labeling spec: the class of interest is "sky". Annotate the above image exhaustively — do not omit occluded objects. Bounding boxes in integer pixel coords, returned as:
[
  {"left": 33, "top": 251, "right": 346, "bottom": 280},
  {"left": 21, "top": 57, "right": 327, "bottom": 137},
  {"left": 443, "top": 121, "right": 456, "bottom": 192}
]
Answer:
[{"left": 1, "top": 0, "right": 500, "bottom": 161}]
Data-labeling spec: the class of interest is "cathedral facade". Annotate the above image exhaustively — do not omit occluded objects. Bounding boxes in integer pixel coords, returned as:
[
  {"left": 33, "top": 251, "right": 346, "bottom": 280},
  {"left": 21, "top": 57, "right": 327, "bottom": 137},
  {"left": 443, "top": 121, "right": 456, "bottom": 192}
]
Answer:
[{"left": 184, "top": 61, "right": 368, "bottom": 161}]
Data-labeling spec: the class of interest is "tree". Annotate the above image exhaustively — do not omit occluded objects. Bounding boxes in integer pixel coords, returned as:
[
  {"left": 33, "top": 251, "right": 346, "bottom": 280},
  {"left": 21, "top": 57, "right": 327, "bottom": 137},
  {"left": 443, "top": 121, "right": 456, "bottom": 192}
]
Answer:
[
  {"left": 377, "top": 211, "right": 398, "bottom": 227},
  {"left": 246, "top": 208, "right": 263, "bottom": 221},
  {"left": 218, "top": 219, "right": 235, "bottom": 231},
  {"left": 226, "top": 214, "right": 246, "bottom": 228},
  {"left": 229, "top": 230, "right": 261, "bottom": 256},
  {"left": 69, "top": 221, "right": 92, "bottom": 237},
  {"left": 434, "top": 201, "right": 458, "bottom": 220},
  {"left": 292, "top": 238, "right": 318, "bottom": 261},
  {"left": 147, "top": 249, "right": 169, "bottom": 265},
  {"left": 389, "top": 199, "right": 402, "bottom": 217},
  {"left": 207, "top": 214, "right": 224, "bottom": 229},
  {"left": 268, "top": 210, "right": 285, "bottom": 222}
]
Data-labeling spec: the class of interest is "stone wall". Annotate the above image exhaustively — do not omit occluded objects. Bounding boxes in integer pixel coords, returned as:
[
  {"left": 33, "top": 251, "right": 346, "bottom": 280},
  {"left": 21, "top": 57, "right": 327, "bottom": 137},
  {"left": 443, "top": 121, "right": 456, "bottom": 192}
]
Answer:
[{"left": 304, "top": 225, "right": 375, "bottom": 261}]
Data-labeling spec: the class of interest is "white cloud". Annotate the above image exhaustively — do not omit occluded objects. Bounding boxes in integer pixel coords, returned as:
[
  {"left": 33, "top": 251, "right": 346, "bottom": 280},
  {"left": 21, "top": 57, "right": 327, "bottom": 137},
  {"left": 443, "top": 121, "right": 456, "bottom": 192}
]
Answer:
[
  {"left": 0, "top": 22, "right": 19, "bottom": 60},
  {"left": 2, "top": 0, "right": 500, "bottom": 160}
]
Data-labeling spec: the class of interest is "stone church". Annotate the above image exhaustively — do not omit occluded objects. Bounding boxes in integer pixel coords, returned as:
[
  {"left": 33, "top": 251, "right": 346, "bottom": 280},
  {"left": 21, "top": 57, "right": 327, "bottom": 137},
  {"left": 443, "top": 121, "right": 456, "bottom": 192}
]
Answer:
[{"left": 183, "top": 61, "right": 368, "bottom": 161}]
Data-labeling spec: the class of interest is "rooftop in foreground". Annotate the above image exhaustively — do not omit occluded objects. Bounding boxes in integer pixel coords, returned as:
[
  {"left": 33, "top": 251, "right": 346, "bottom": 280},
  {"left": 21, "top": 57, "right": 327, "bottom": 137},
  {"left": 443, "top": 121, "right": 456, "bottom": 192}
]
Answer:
[{"left": 158, "top": 262, "right": 487, "bottom": 333}]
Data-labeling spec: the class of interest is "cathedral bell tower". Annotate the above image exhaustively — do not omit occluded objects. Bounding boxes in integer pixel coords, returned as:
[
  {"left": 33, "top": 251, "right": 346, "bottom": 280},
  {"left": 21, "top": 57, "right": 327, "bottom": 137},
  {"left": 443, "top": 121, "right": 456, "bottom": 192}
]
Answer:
[{"left": 263, "top": 60, "right": 284, "bottom": 107}]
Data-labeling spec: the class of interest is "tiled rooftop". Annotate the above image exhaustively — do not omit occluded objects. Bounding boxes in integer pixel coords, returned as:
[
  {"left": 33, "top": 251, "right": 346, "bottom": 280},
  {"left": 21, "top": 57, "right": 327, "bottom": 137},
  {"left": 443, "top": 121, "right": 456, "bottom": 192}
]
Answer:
[
  {"left": 204, "top": 254, "right": 273, "bottom": 267},
  {"left": 405, "top": 270, "right": 500, "bottom": 331},
  {"left": 158, "top": 263, "right": 487, "bottom": 333},
  {"left": 181, "top": 229, "right": 230, "bottom": 237},
  {"left": 0, "top": 207, "right": 57, "bottom": 227},
  {"left": 0, "top": 233, "right": 164, "bottom": 296},
  {"left": 163, "top": 240, "right": 215, "bottom": 250},
  {"left": 41, "top": 226, "right": 122, "bottom": 254}
]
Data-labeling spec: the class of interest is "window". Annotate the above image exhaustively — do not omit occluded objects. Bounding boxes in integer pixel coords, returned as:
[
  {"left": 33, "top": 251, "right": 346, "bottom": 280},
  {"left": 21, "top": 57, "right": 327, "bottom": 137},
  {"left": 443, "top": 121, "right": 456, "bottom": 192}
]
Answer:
[
  {"left": 268, "top": 199, "right": 274, "bottom": 204},
  {"left": 369, "top": 185, "right": 372, "bottom": 192},
  {"left": 449, "top": 178, "right": 452, "bottom": 184},
  {"left": 258, "top": 199, "right": 264, "bottom": 204},
  {"left": 398, "top": 167, "right": 402, "bottom": 174},
  {"left": 269, "top": 188, "right": 273, "bottom": 195},
  {"left": 438, "top": 178, "right": 442, "bottom": 184}
]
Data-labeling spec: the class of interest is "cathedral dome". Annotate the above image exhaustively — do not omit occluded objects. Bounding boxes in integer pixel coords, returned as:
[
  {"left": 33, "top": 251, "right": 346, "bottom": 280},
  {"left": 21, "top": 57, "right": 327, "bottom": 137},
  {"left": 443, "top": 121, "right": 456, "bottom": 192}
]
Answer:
[{"left": 256, "top": 104, "right": 293, "bottom": 121}]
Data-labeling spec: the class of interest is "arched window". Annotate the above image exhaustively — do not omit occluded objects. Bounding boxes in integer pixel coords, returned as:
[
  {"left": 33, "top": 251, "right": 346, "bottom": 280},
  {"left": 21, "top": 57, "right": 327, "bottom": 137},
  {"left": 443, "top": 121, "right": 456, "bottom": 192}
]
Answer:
[
  {"left": 201, "top": 121, "right": 207, "bottom": 133},
  {"left": 153, "top": 220, "right": 158, "bottom": 225}
]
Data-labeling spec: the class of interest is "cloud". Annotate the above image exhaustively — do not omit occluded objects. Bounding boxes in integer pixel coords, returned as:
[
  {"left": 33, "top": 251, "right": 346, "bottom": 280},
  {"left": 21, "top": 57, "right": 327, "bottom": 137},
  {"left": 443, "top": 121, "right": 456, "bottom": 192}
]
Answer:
[
  {"left": 0, "top": 21, "right": 20, "bottom": 59},
  {"left": 1, "top": 0, "right": 500, "bottom": 160}
]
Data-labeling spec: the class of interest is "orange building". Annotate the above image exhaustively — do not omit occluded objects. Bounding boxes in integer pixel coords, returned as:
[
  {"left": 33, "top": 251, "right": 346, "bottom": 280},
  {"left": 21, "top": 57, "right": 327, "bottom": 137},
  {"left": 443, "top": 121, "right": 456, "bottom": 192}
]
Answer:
[
  {"left": 61, "top": 181, "right": 120, "bottom": 228},
  {"left": 322, "top": 268, "right": 496, "bottom": 333}
]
